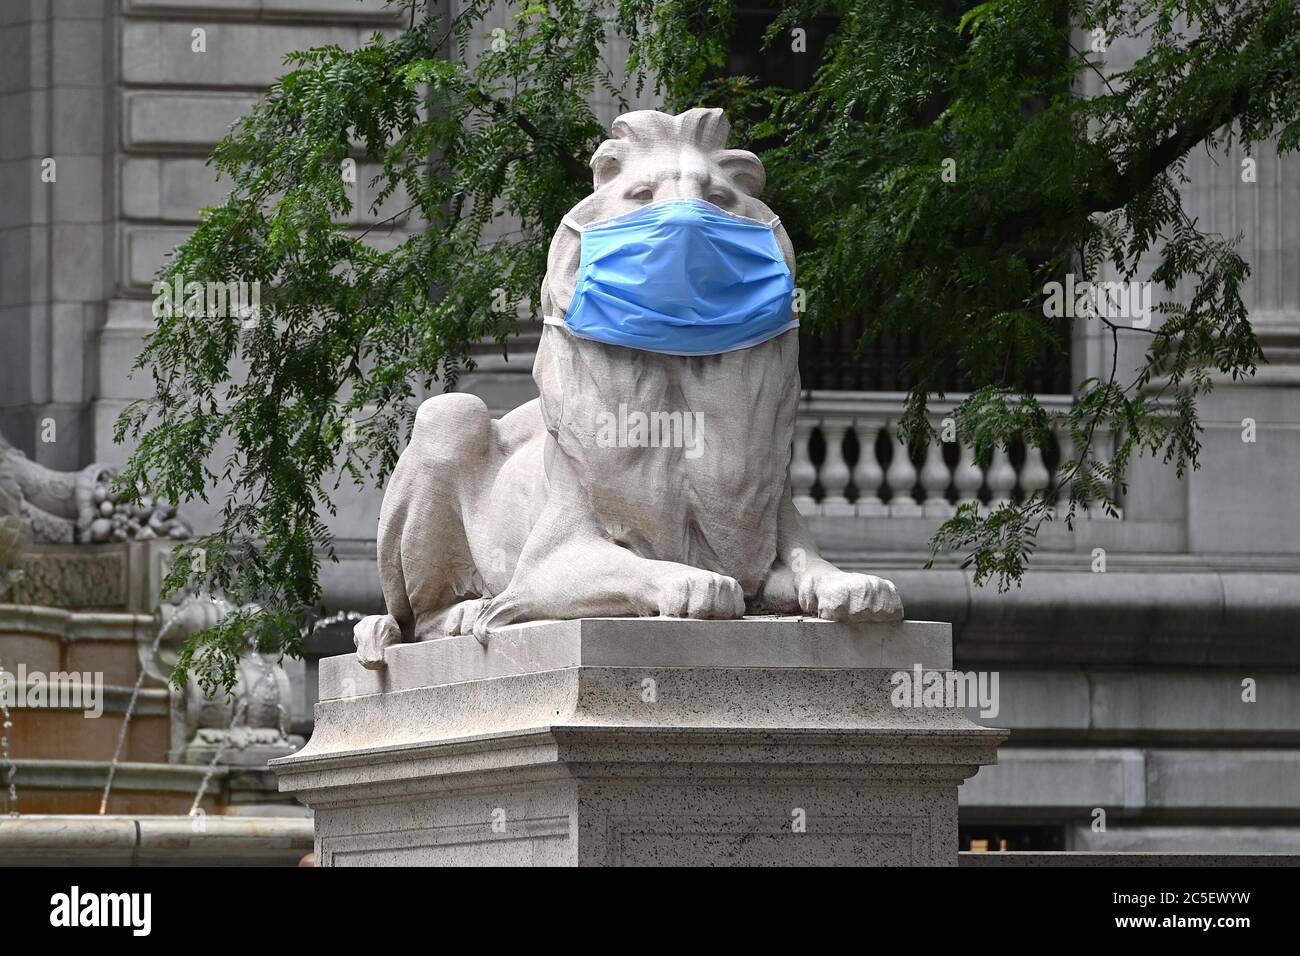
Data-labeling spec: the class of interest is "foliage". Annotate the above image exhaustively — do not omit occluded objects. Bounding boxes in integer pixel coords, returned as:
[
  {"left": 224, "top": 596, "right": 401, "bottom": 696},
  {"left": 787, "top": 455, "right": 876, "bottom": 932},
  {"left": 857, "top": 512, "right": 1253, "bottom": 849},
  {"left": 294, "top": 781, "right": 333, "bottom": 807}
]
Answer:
[{"left": 115, "top": 0, "right": 1300, "bottom": 687}]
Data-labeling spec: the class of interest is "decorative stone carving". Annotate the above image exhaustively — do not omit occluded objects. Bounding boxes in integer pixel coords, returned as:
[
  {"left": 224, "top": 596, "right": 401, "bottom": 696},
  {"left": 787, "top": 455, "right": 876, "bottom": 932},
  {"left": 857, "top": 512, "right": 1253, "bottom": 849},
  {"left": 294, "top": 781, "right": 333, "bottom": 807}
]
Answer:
[
  {"left": 0, "top": 515, "right": 25, "bottom": 600},
  {"left": 161, "top": 595, "right": 303, "bottom": 766},
  {"left": 1, "top": 431, "right": 106, "bottom": 543},
  {"left": 86, "top": 488, "right": 192, "bottom": 544},
  {"left": 354, "top": 108, "right": 904, "bottom": 667},
  {"left": 0, "top": 430, "right": 191, "bottom": 545},
  {"left": 9, "top": 551, "right": 127, "bottom": 609}
]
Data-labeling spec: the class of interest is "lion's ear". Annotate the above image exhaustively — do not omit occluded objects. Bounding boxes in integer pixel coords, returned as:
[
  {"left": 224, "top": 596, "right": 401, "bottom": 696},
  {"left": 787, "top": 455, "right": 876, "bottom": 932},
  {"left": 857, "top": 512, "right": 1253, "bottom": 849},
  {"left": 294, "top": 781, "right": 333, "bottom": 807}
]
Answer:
[
  {"left": 717, "top": 149, "right": 766, "bottom": 198},
  {"left": 591, "top": 141, "right": 622, "bottom": 190}
]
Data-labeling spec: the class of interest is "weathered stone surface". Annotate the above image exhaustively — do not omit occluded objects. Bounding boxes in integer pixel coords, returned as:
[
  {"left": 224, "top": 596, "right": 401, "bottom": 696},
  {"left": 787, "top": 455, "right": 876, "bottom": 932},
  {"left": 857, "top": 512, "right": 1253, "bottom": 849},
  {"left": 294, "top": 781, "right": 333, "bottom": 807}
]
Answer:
[
  {"left": 274, "top": 617, "right": 1002, "bottom": 866},
  {"left": 324, "top": 616, "right": 951, "bottom": 700},
  {"left": 0, "top": 814, "right": 313, "bottom": 866},
  {"left": 123, "top": 91, "right": 259, "bottom": 149},
  {"left": 121, "top": 22, "right": 368, "bottom": 88},
  {"left": 11, "top": 550, "right": 127, "bottom": 607},
  {"left": 960, "top": 746, "right": 1300, "bottom": 813}
]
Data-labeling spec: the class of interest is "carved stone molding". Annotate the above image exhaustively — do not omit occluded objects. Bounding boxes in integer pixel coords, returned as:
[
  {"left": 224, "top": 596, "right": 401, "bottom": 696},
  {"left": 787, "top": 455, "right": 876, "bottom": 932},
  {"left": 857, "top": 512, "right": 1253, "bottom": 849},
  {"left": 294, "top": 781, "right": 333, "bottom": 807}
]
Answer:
[{"left": 9, "top": 551, "right": 129, "bottom": 609}]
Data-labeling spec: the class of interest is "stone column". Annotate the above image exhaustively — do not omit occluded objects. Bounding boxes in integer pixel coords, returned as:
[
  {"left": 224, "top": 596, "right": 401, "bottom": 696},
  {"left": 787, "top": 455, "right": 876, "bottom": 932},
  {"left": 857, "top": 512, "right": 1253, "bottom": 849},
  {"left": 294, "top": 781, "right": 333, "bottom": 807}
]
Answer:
[
  {"left": 0, "top": 0, "right": 114, "bottom": 468},
  {"left": 1174, "top": 137, "right": 1300, "bottom": 554},
  {"left": 1072, "top": 28, "right": 1300, "bottom": 550},
  {"left": 272, "top": 617, "right": 1003, "bottom": 866}
]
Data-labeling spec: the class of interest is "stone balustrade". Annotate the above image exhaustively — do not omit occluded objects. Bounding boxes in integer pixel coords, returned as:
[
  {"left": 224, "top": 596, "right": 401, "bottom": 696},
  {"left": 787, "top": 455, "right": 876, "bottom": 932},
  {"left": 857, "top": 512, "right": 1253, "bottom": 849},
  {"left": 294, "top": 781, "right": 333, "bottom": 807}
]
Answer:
[{"left": 791, "top": 392, "right": 1118, "bottom": 519}]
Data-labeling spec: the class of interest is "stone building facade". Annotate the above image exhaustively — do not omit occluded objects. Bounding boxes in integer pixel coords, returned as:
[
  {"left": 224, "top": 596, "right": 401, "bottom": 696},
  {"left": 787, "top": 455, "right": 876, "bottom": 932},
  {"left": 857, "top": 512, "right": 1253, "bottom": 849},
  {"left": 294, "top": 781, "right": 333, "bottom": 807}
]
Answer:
[{"left": 1, "top": 1, "right": 1297, "bottom": 852}]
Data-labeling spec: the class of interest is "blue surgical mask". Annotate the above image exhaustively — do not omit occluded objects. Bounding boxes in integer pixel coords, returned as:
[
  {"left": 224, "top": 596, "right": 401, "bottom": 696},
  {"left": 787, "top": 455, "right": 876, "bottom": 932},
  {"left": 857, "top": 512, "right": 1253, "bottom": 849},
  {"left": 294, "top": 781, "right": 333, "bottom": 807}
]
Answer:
[{"left": 546, "top": 198, "right": 797, "bottom": 355}]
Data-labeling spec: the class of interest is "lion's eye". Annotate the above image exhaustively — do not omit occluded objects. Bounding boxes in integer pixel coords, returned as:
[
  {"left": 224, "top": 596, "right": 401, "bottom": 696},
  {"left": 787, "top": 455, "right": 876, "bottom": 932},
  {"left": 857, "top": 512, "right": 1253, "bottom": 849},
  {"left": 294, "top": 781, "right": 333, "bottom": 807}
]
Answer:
[
  {"left": 707, "top": 191, "right": 735, "bottom": 207},
  {"left": 627, "top": 185, "right": 654, "bottom": 203}
]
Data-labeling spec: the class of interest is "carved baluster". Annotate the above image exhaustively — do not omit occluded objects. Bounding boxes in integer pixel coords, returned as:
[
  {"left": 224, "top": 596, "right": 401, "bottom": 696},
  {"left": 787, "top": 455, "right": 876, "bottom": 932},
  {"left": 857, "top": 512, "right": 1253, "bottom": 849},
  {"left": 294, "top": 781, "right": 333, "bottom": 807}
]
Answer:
[
  {"left": 986, "top": 445, "right": 1016, "bottom": 508},
  {"left": 920, "top": 439, "right": 954, "bottom": 516},
  {"left": 1054, "top": 426, "right": 1075, "bottom": 512},
  {"left": 820, "top": 418, "right": 854, "bottom": 515},
  {"left": 1020, "top": 439, "right": 1050, "bottom": 506},
  {"left": 790, "top": 418, "right": 818, "bottom": 515},
  {"left": 885, "top": 423, "right": 921, "bottom": 516},
  {"left": 853, "top": 420, "right": 886, "bottom": 516},
  {"left": 1093, "top": 428, "right": 1122, "bottom": 519},
  {"left": 953, "top": 439, "right": 983, "bottom": 510}
]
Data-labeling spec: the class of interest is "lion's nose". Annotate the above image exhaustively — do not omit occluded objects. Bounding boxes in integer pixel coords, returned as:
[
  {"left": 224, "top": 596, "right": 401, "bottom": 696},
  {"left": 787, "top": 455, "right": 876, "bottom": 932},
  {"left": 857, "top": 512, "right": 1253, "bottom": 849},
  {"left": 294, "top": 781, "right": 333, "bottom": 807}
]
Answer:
[
  {"left": 656, "top": 182, "right": 705, "bottom": 202},
  {"left": 659, "top": 168, "right": 713, "bottom": 202}
]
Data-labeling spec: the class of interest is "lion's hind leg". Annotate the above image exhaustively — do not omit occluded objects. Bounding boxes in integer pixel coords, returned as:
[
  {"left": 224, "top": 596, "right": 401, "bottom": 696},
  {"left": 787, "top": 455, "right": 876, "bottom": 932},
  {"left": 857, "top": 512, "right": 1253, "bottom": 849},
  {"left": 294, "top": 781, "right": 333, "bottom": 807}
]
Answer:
[{"left": 360, "top": 393, "right": 497, "bottom": 666}]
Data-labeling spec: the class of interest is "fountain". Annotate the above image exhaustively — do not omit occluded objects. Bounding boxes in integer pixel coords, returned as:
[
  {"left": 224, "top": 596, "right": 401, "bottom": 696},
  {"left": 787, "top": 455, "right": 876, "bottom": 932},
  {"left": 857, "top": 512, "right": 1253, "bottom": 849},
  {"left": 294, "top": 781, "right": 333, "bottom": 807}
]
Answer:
[{"left": 0, "top": 432, "right": 312, "bottom": 861}]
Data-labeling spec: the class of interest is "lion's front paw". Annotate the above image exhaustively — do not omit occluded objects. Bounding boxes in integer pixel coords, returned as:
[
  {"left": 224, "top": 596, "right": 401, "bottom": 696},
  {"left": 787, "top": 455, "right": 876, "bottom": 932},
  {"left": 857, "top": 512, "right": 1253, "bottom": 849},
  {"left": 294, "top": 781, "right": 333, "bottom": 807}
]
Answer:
[
  {"left": 657, "top": 568, "right": 746, "bottom": 620},
  {"left": 441, "top": 598, "right": 487, "bottom": 637},
  {"left": 354, "top": 614, "right": 402, "bottom": 669},
  {"left": 797, "top": 570, "right": 903, "bottom": 623}
]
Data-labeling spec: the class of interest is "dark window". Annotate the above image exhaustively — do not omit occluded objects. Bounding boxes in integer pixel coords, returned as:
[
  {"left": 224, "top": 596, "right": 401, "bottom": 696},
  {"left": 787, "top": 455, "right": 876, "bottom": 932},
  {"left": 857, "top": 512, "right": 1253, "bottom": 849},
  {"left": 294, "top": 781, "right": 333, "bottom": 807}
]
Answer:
[{"left": 798, "top": 321, "right": 1074, "bottom": 394}]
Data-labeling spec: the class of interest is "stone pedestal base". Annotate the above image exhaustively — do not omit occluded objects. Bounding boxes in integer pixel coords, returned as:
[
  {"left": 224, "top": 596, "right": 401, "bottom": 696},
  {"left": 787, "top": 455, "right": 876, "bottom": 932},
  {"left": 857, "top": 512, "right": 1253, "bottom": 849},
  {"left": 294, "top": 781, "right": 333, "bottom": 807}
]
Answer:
[{"left": 271, "top": 617, "right": 1003, "bottom": 866}]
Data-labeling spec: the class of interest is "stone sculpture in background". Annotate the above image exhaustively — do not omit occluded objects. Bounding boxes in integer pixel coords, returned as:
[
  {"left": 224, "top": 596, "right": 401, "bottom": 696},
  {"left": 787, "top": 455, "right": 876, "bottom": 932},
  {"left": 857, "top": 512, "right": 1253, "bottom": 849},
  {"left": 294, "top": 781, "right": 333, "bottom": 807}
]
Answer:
[
  {"left": 0, "top": 429, "right": 190, "bottom": 544},
  {"left": 157, "top": 593, "right": 303, "bottom": 766},
  {"left": 355, "top": 108, "right": 903, "bottom": 668}
]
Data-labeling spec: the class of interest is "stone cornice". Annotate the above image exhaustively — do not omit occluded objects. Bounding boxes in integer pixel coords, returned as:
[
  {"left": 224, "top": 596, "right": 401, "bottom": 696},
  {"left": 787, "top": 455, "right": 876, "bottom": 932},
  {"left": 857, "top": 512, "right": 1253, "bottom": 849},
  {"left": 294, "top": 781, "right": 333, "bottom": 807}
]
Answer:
[{"left": 0, "top": 603, "right": 154, "bottom": 641}]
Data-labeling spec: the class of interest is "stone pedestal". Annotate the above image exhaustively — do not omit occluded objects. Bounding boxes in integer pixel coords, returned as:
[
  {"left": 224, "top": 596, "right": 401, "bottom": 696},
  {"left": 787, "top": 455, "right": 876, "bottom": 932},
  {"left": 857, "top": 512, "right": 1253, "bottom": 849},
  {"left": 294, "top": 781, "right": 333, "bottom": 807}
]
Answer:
[{"left": 271, "top": 617, "right": 1003, "bottom": 866}]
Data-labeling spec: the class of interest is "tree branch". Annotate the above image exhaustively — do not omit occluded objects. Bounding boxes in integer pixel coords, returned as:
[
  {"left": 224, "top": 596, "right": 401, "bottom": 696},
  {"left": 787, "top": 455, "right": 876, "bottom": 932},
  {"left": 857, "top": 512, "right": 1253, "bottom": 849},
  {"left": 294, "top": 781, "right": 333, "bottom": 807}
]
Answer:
[
  {"left": 463, "top": 87, "right": 590, "bottom": 183},
  {"left": 1081, "top": 59, "right": 1294, "bottom": 214}
]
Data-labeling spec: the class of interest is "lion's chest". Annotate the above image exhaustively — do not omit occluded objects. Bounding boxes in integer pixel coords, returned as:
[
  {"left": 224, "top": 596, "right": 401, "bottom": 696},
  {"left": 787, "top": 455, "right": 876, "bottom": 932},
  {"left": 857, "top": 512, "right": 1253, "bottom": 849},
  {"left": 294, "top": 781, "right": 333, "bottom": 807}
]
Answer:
[{"left": 537, "top": 328, "right": 800, "bottom": 589}]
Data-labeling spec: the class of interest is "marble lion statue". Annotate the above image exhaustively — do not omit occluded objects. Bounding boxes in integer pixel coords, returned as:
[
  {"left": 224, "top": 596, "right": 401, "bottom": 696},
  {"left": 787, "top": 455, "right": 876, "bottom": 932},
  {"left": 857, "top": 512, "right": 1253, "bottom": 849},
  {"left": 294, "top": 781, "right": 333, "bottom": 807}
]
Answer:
[{"left": 355, "top": 107, "right": 903, "bottom": 667}]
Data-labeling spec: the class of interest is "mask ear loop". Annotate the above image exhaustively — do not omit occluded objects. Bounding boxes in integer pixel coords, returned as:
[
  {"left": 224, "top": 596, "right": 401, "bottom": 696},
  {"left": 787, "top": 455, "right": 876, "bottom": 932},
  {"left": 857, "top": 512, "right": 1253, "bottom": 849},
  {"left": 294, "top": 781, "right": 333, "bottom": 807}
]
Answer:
[
  {"left": 543, "top": 215, "right": 586, "bottom": 329},
  {"left": 541, "top": 214, "right": 586, "bottom": 442}
]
